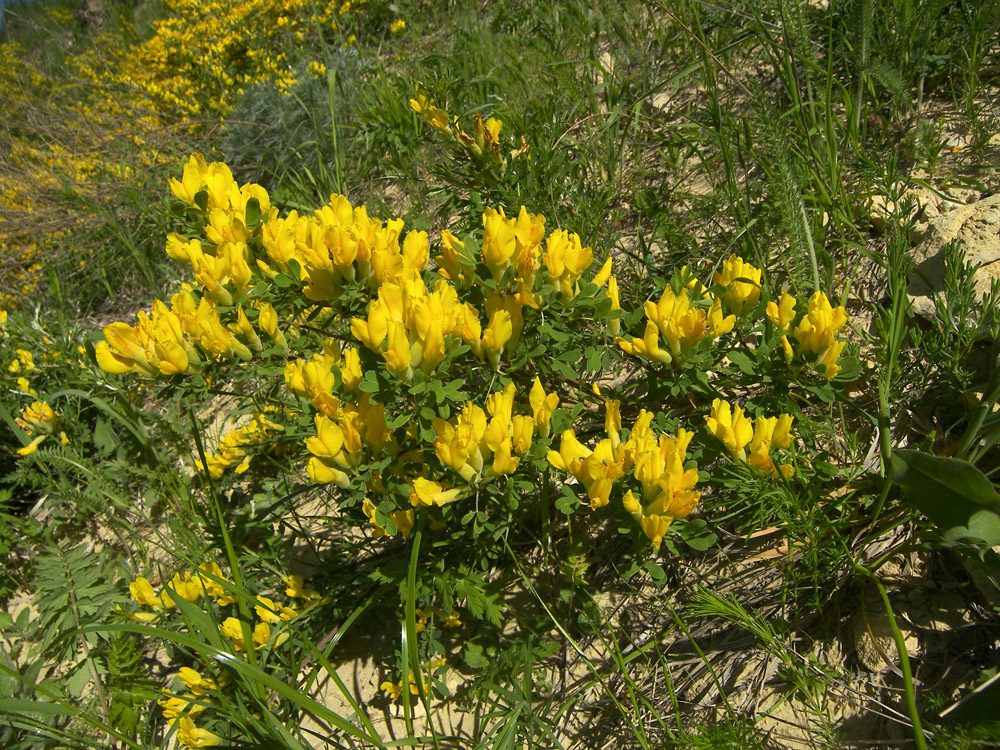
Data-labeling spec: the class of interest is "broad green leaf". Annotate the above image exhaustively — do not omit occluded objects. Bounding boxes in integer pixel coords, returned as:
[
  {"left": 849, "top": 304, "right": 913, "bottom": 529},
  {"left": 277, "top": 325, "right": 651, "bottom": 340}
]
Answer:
[
  {"left": 726, "top": 350, "right": 755, "bottom": 375},
  {"left": 891, "top": 449, "right": 1000, "bottom": 546}
]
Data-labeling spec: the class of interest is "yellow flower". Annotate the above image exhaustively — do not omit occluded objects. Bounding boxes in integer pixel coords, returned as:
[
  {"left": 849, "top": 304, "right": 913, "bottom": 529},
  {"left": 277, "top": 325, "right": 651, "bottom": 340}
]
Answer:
[
  {"left": 616, "top": 320, "right": 672, "bottom": 366},
  {"left": 640, "top": 514, "right": 673, "bottom": 551},
  {"left": 707, "top": 298, "right": 736, "bottom": 338},
  {"left": 621, "top": 427, "right": 701, "bottom": 548},
  {"left": 409, "top": 85, "right": 450, "bottom": 132},
  {"left": 714, "top": 256, "right": 762, "bottom": 315},
  {"left": 15, "top": 435, "right": 46, "bottom": 456},
  {"left": 199, "top": 562, "right": 237, "bottom": 605},
  {"left": 16, "top": 401, "right": 59, "bottom": 434},
  {"left": 482, "top": 207, "right": 517, "bottom": 282},
  {"left": 129, "top": 576, "right": 161, "bottom": 608},
  {"left": 705, "top": 399, "right": 753, "bottom": 462},
  {"left": 220, "top": 617, "right": 248, "bottom": 652},
  {"left": 254, "top": 596, "right": 283, "bottom": 624},
  {"left": 380, "top": 680, "right": 403, "bottom": 700},
  {"left": 158, "top": 692, "right": 206, "bottom": 721},
  {"left": 592, "top": 256, "right": 613, "bottom": 287},
  {"left": 168, "top": 571, "right": 204, "bottom": 603},
  {"left": 409, "top": 477, "right": 462, "bottom": 507},
  {"left": 766, "top": 291, "right": 797, "bottom": 332},
  {"left": 178, "top": 668, "right": 219, "bottom": 697},
  {"left": 529, "top": 377, "right": 558, "bottom": 437},
  {"left": 511, "top": 414, "right": 534, "bottom": 455},
  {"left": 283, "top": 575, "right": 321, "bottom": 602},
  {"left": 792, "top": 291, "right": 848, "bottom": 377},
  {"left": 251, "top": 621, "right": 272, "bottom": 650},
  {"left": 390, "top": 19, "right": 405, "bottom": 33},
  {"left": 16, "top": 377, "right": 36, "bottom": 397},
  {"left": 176, "top": 716, "right": 222, "bottom": 748},
  {"left": 607, "top": 276, "right": 621, "bottom": 335},
  {"left": 605, "top": 400, "right": 621, "bottom": 447},
  {"left": 543, "top": 229, "right": 593, "bottom": 297}
]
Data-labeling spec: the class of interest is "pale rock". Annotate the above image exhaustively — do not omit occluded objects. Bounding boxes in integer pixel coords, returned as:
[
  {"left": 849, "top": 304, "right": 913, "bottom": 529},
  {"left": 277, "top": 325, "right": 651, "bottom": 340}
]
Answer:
[{"left": 908, "top": 192, "right": 1000, "bottom": 318}]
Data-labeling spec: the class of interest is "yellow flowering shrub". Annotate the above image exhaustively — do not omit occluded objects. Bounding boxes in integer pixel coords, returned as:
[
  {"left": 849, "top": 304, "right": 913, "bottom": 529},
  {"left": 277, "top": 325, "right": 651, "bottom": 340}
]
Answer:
[
  {"left": 79, "top": 155, "right": 863, "bottom": 746},
  {"left": 92, "top": 156, "right": 855, "bottom": 559}
]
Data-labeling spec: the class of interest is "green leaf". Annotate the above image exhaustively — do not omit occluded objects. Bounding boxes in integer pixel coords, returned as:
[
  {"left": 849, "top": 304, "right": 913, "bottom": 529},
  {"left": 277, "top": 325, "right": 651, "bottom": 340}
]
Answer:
[
  {"left": 726, "top": 350, "right": 755, "bottom": 375},
  {"left": 645, "top": 561, "right": 667, "bottom": 585},
  {"left": 802, "top": 382, "right": 835, "bottom": 403},
  {"left": 359, "top": 371, "right": 380, "bottom": 394},
  {"left": 555, "top": 486, "right": 581, "bottom": 515},
  {"left": 679, "top": 518, "right": 718, "bottom": 551},
  {"left": 891, "top": 449, "right": 1000, "bottom": 546},
  {"left": 833, "top": 355, "right": 861, "bottom": 381},
  {"left": 245, "top": 197, "right": 261, "bottom": 228},
  {"left": 551, "top": 359, "right": 579, "bottom": 380},
  {"left": 0, "top": 698, "right": 74, "bottom": 716},
  {"left": 941, "top": 670, "right": 1000, "bottom": 726}
]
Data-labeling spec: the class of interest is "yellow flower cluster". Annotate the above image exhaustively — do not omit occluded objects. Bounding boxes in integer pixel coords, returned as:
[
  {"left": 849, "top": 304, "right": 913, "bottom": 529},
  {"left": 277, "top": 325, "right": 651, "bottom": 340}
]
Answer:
[
  {"left": 409, "top": 86, "right": 529, "bottom": 170},
  {"left": 7, "top": 348, "right": 35, "bottom": 374},
  {"left": 98, "top": 155, "right": 633, "bottom": 546},
  {"left": 0, "top": 34, "right": 169, "bottom": 308},
  {"left": 195, "top": 414, "right": 286, "bottom": 478},
  {"left": 1, "top": 0, "right": 404, "bottom": 308},
  {"left": 617, "top": 283, "right": 735, "bottom": 367},
  {"left": 705, "top": 399, "right": 795, "bottom": 478},
  {"left": 617, "top": 255, "right": 851, "bottom": 379},
  {"left": 380, "top": 656, "right": 448, "bottom": 701},
  {"left": 548, "top": 403, "right": 700, "bottom": 549},
  {"left": 428, "top": 379, "right": 555, "bottom": 487},
  {"left": 713, "top": 255, "right": 762, "bottom": 315},
  {"left": 14, "top": 400, "right": 70, "bottom": 456},
  {"left": 768, "top": 290, "right": 849, "bottom": 377},
  {"left": 129, "top": 567, "right": 322, "bottom": 747},
  {"left": 112, "top": 0, "right": 357, "bottom": 116},
  {"left": 94, "top": 290, "right": 273, "bottom": 376}
]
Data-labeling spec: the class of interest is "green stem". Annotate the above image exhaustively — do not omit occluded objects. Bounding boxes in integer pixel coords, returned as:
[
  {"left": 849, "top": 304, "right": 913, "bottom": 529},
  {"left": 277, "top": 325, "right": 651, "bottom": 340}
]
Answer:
[{"left": 862, "top": 570, "right": 928, "bottom": 750}]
